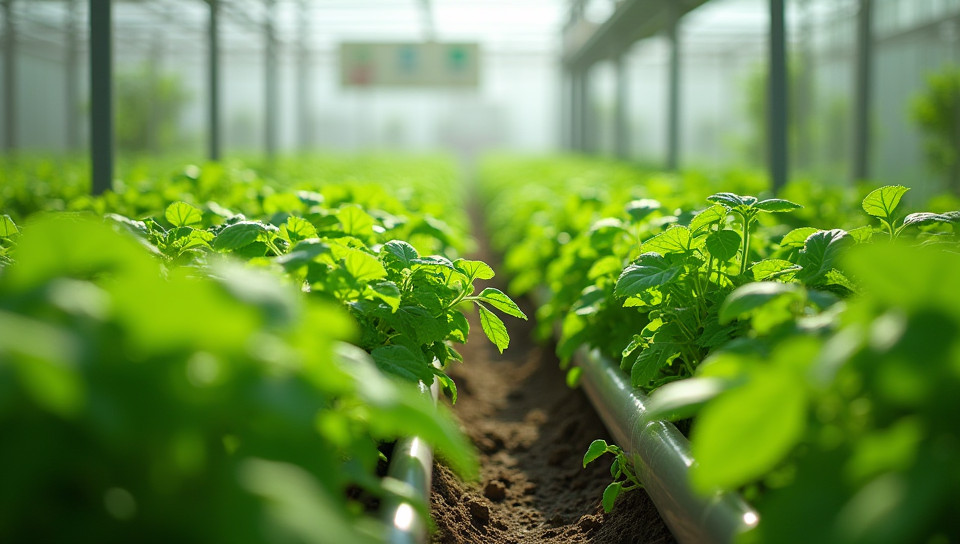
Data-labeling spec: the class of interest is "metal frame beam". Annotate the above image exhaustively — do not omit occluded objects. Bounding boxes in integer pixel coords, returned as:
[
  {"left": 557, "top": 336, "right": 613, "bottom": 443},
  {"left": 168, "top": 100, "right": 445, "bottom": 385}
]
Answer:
[
  {"left": 852, "top": 0, "right": 873, "bottom": 182},
  {"left": 769, "top": 0, "right": 788, "bottom": 193},
  {"left": 563, "top": 0, "right": 708, "bottom": 71},
  {"left": 90, "top": 0, "right": 112, "bottom": 195}
]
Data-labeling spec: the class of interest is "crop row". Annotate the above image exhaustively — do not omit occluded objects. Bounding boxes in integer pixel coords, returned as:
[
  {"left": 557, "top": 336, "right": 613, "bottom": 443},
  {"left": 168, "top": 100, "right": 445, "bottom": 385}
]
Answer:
[
  {"left": 479, "top": 155, "right": 960, "bottom": 543},
  {"left": 0, "top": 156, "right": 523, "bottom": 543}
]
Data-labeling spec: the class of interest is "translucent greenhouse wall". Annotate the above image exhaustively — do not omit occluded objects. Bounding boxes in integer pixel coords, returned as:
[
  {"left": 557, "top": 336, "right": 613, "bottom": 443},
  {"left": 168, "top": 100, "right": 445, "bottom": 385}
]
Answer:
[
  {"left": 2, "top": 0, "right": 959, "bottom": 199},
  {"left": 583, "top": 0, "right": 960, "bottom": 199},
  {"left": 0, "top": 0, "right": 563, "bottom": 162}
]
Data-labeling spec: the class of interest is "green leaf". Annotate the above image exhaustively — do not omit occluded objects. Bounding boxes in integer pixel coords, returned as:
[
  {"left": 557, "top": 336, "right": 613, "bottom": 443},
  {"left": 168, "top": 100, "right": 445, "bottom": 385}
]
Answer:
[
  {"left": 343, "top": 248, "right": 387, "bottom": 283},
  {"left": 281, "top": 216, "right": 318, "bottom": 242},
  {"left": 754, "top": 198, "right": 802, "bottom": 213},
  {"left": 642, "top": 226, "right": 692, "bottom": 255},
  {"left": 602, "top": 481, "right": 623, "bottom": 513},
  {"left": 213, "top": 221, "right": 267, "bottom": 251},
  {"left": 583, "top": 439, "right": 610, "bottom": 467},
  {"left": 690, "top": 368, "right": 807, "bottom": 493},
  {"left": 336, "top": 204, "right": 375, "bottom": 237},
  {"left": 477, "top": 304, "right": 510, "bottom": 353},
  {"left": 276, "top": 240, "right": 329, "bottom": 272},
  {"left": 861, "top": 185, "right": 909, "bottom": 221},
  {"left": 368, "top": 281, "right": 401, "bottom": 312},
  {"left": 719, "top": 281, "right": 804, "bottom": 324},
  {"left": 614, "top": 253, "right": 681, "bottom": 298},
  {"left": 646, "top": 377, "right": 733, "bottom": 421},
  {"left": 476, "top": 288, "right": 527, "bottom": 319},
  {"left": 779, "top": 227, "right": 819, "bottom": 249},
  {"left": 625, "top": 199, "right": 661, "bottom": 222},
  {"left": 382, "top": 240, "right": 419, "bottom": 268},
  {"left": 447, "top": 311, "right": 470, "bottom": 343},
  {"left": 587, "top": 256, "right": 623, "bottom": 280},
  {"left": 454, "top": 258, "right": 495, "bottom": 281},
  {"left": 0, "top": 214, "right": 20, "bottom": 237},
  {"left": 371, "top": 345, "right": 434, "bottom": 383},
  {"left": 435, "top": 372, "right": 459, "bottom": 404},
  {"left": 901, "top": 212, "right": 953, "bottom": 228},
  {"left": 395, "top": 306, "right": 446, "bottom": 345},
  {"left": 689, "top": 204, "right": 726, "bottom": 233},
  {"left": 631, "top": 345, "right": 677, "bottom": 388},
  {"left": 705, "top": 230, "right": 742, "bottom": 262},
  {"left": 165, "top": 201, "right": 203, "bottom": 227},
  {"left": 751, "top": 259, "right": 800, "bottom": 281},
  {"left": 707, "top": 192, "right": 748, "bottom": 209},
  {"left": 796, "top": 229, "right": 853, "bottom": 285}
]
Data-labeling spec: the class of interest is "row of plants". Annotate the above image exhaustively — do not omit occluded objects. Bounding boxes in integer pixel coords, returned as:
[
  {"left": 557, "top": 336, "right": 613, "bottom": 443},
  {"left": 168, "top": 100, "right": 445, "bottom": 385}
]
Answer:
[
  {"left": 479, "top": 154, "right": 960, "bottom": 543},
  {"left": 0, "top": 155, "right": 523, "bottom": 542}
]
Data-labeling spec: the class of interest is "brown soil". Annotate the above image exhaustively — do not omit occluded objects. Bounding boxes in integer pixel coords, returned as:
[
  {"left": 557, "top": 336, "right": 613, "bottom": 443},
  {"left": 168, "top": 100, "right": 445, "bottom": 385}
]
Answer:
[{"left": 428, "top": 208, "right": 674, "bottom": 544}]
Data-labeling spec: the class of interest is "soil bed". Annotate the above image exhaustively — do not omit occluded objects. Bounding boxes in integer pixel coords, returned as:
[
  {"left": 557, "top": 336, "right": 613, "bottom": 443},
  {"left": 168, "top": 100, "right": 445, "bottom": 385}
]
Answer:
[{"left": 428, "top": 207, "right": 674, "bottom": 544}]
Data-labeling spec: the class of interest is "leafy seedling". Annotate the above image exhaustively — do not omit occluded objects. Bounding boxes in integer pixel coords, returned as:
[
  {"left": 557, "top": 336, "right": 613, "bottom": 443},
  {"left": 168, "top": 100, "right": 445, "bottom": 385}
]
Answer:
[{"left": 583, "top": 439, "right": 643, "bottom": 513}]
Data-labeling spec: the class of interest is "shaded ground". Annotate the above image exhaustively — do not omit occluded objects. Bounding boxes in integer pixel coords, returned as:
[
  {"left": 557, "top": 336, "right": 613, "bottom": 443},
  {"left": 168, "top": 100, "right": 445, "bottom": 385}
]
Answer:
[{"left": 428, "top": 207, "right": 674, "bottom": 544}]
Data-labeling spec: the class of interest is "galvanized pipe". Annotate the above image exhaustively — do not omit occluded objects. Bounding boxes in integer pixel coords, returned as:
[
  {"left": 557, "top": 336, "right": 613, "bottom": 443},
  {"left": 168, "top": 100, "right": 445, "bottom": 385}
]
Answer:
[
  {"left": 575, "top": 347, "right": 758, "bottom": 544},
  {"left": 383, "top": 378, "right": 439, "bottom": 544}
]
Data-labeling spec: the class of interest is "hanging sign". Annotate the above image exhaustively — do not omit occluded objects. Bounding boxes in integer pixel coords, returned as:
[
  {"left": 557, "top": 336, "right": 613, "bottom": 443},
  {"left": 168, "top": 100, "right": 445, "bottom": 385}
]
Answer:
[{"left": 340, "top": 42, "right": 480, "bottom": 88}]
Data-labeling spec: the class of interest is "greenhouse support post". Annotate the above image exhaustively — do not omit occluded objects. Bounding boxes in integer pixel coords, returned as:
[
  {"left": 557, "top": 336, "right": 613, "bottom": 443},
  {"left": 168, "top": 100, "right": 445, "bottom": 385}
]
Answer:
[
  {"left": 582, "top": 66, "right": 593, "bottom": 153},
  {"left": 614, "top": 52, "right": 630, "bottom": 160},
  {"left": 571, "top": 69, "right": 585, "bottom": 152},
  {"left": 769, "top": 0, "right": 789, "bottom": 193},
  {"left": 90, "top": 0, "right": 113, "bottom": 195},
  {"left": 207, "top": 0, "right": 221, "bottom": 161},
  {"left": 264, "top": 0, "right": 278, "bottom": 160},
  {"left": 852, "top": 0, "right": 873, "bottom": 182},
  {"left": 66, "top": 0, "right": 80, "bottom": 151},
  {"left": 561, "top": 68, "right": 571, "bottom": 149},
  {"left": 296, "top": 0, "right": 310, "bottom": 150},
  {"left": 667, "top": 2, "right": 681, "bottom": 171},
  {"left": 3, "top": 0, "right": 15, "bottom": 152}
]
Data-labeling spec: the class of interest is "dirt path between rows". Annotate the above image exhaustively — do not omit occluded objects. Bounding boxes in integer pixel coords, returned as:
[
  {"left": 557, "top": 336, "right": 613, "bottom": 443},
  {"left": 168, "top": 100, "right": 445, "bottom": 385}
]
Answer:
[{"left": 428, "top": 206, "right": 674, "bottom": 544}]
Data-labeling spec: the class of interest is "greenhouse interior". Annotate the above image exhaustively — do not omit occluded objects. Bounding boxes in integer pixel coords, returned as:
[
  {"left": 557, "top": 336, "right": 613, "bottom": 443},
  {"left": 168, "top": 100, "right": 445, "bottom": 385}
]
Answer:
[{"left": 1, "top": 1, "right": 959, "bottom": 543}]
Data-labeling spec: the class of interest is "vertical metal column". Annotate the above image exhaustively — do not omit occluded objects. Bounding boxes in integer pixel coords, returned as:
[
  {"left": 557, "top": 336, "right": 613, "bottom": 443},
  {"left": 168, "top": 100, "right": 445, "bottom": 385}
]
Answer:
[
  {"left": 852, "top": 0, "right": 873, "bottom": 181},
  {"left": 769, "top": 0, "right": 789, "bottom": 193},
  {"left": 795, "top": 0, "right": 813, "bottom": 170},
  {"left": 89, "top": 0, "right": 112, "bottom": 195},
  {"left": 296, "top": 0, "right": 310, "bottom": 151},
  {"left": 560, "top": 67, "right": 570, "bottom": 150},
  {"left": 571, "top": 68, "right": 584, "bottom": 152},
  {"left": 207, "top": 0, "right": 221, "bottom": 161},
  {"left": 264, "top": 0, "right": 278, "bottom": 160},
  {"left": 146, "top": 35, "right": 163, "bottom": 154},
  {"left": 667, "top": 5, "right": 681, "bottom": 171},
  {"left": 581, "top": 67, "right": 592, "bottom": 154},
  {"left": 65, "top": 0, "right": 80, "bottom": 151},
  {"left": 3, "top": 0, "right": 16, "bottom": 152},
  {"left": 614, "top": 52, "right": 630, "bottom": 160}
]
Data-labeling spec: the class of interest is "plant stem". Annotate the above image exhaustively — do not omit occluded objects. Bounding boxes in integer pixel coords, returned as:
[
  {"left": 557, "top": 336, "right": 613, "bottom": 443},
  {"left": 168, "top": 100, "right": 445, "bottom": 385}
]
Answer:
[{"left": 740, "top": 213, "right": 751, "bottom": 276}]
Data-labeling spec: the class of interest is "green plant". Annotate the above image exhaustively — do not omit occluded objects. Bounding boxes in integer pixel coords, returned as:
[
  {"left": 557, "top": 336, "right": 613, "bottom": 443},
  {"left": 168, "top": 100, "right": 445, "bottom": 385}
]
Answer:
[
  {"left": 582, "top": 439, "right": 641, "bottom": 513},
  {"left": 646, "top": 242, "right": 960, "bottom": 544},
  {"left": 0, "top": 214, "right": 476, "bottom": 542},
  {"left": 114, "top": 63, "right": 192, "bottom": 154},
  {"left": 911, "top": 67, "right": 960, "bottom": 195}
]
